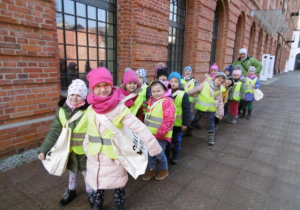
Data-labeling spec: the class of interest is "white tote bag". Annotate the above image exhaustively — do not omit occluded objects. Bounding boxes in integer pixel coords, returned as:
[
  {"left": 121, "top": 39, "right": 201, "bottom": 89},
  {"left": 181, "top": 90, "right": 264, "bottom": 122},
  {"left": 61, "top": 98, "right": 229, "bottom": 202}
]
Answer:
[
  {"left": 95, "top": 114, "right": 148, "bottom": 179},
  {"left": 253, "top": 89, "right": 264, "bottom": 101},
  {"left": 42, "top": 111, "right": 84, "bottom": 176}
]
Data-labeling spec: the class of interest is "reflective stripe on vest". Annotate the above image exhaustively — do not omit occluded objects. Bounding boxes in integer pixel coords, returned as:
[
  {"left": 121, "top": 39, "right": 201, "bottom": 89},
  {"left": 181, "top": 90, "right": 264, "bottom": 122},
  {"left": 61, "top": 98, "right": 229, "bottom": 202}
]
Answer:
[
  {"left": 233, "top": 81, "right": 242, "bottom": 101},
  {"left": 181, "top": 79, "right": 195, "bottom": 103},
  {"left": 195, "top": 82, "right": 219, "bottom": 112},
  {"left": 245, "top": 77, "right": 257, "bottom": 94},
  {"left": 140, "top": 85, "right": 148, "bottom": 114},
  {"left": 58, "top": 108, "right": 87, "bottom": 155},
  {"left": 87, "top": 106, "right": 131, "bottom": 158},
  {"left": 173, "top": 90, "right": 185, "bottom": 127},
  {"left": 144, "top": 99, "right": 174, "bottom": 138}
]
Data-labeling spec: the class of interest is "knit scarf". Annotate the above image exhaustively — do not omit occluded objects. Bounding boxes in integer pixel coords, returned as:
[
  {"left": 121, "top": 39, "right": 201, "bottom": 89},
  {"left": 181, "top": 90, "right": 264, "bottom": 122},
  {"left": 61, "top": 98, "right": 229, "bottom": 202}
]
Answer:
[
  {"left": 66, "top": 98, "right": 86, "bottom": 110},
  {"left": 183, "top": 76, "right": 194, "bottom": 81},
  {"left": 247, "top": 74, "right": 257, "bottom": 79},
  {"left": 119, "top": 87, "right": 138, "bottom": 107},
  {"left": 87, "top": 87, "right": 123, "bottom": 114}
]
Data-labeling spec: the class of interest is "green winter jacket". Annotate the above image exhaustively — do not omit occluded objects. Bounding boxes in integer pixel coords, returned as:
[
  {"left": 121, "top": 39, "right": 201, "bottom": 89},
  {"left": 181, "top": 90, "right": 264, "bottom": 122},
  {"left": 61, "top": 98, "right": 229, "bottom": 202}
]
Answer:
[
  {"left": 232, "top": 55, "right": 263, "bottom": 77},
  {"left": 38, "top": 98, "right": 89, "bottom": 173}
]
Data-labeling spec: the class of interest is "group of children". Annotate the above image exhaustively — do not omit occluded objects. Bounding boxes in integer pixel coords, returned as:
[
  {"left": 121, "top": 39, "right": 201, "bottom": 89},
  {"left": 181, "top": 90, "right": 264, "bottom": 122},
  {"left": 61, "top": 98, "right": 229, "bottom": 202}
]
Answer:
[{"left": 38, "top": 62, "right": 261, "bottom": 210}]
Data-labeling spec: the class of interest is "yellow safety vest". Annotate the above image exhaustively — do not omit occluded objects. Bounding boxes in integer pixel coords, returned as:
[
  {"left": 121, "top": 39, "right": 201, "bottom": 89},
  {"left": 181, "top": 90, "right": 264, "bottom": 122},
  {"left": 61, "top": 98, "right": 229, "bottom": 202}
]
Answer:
[
  {"left": 206, "top": 76, "right": 212, "bottom": 81},
  {"left": 128, "top": 94, "right": 144, "bottom": 116},
  {"left": 246, "top": 77, "right": 257, "bottom": 94},
  {"left": 87, "top": 106, "right": 131, "bottom": 158},
  {"left": 195, "top": 82, "right": 219, "bottom": 112},
  {"left": 173, "top": 91, "right": 185, "bottom": 127},
  {"left": 140, "top": 85, "right": 148, "bottom": 114},
  {"left": 145, "top": 99, "right": 175, "bottom": 138},
  {"left": 233, "top": 81, "right": 242, "bottom": 101},
  {"left": 58, "top": 108, "right": 88, "bottom": 155},
  {"left": 181, "top": 79, "right": 195, "bottom": 103},
  {"left": 220, "top": 85, "right": 226, "bottom": 93}
]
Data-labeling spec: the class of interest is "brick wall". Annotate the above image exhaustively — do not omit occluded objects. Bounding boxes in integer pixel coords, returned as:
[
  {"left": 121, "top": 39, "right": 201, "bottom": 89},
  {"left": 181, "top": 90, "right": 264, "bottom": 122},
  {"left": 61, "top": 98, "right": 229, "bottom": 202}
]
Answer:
[
  {"left": 0, "top": 0, "right": 298, "bottom": 158},
  {"left": 0, "top": 0, "right": 59, "bottom": 158},
  {"left": 117, "top": 0, "right": 170, "bottom": 84}
]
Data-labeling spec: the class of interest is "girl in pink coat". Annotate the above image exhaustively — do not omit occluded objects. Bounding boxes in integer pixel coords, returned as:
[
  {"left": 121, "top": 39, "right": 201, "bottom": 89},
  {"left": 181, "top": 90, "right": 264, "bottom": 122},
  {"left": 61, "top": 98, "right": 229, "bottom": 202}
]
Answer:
[{"left": 83, "top": 68, "right": 162, "bottom": 210}]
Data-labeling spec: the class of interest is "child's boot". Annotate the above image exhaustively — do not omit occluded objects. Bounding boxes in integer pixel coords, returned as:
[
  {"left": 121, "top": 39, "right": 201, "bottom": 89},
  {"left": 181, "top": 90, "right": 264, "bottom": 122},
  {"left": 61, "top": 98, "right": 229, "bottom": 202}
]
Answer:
[
  {"left": 114, "top": 204, "right": 126, "bottom": 210},
  {"left": 227, "top": 115, "right": 237, "bottom": 124},
  {"left": 92, "top": 190, "right": 104, "bottom": 210},
  {"left": 208, "top": 131, "right": 215, "bottom": 146},
  {"left": 59, "top": 188, "right": 77, "bottom": 206},
  {"left": 142, "top": 169, "right": 156, "bottom": 181},
  {"left": 88, "top": 192, "right": 94, "bottom": 208},
  {"left": 240, "top": 109, "right": 247, "bottom": 118},
  {"left": 246, "top": 110, "right": 252, "bottom": 119},
  {"left": 93, "top": 203, "right": 103, "bottom": 210},
  {"left": 155, "top": 169, "right": 169, "bottom": 180},
  {"left": 171, "top": 150, "right": 180, "bottom": 164},
  {"left": 183, "top": 126, "right": 193, "bottom": 136}
]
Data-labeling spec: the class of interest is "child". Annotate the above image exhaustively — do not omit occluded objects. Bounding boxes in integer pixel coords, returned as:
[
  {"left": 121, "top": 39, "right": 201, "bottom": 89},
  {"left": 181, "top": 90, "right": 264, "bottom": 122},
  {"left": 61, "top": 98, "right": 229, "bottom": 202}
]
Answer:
[
  {"left": 242, "top": 66, "right": 261, "bottom": 119},
  {"left": 185, "top": 72, "right": 226, "bottom": 145},
  {"left": 226, "top": 69, "right": 245, "bottom": 124},
  {"left": 205, "top": 63, "right": 219, "bottom": 81},
  {"left": 142, "top": 80, "right": 176, "bottom": 181},
  {"left": 181, "top": 66, "right": 199, "bottom": 103},
  {"left": 153, "top": 62, "right": 166, "bottom": 80},
  {"left": 119, "top": 70, "right": 144, "bottom": 121},
  {"left": 146, "top": 67, "right": 169, "bottom": 102},
  {"left": 181, "top": 66, "right": 200, "bottom": 132},
  {"left": 215, "top": 77, "right": 234, "bottom": 130},
  {"left": 38, "top": 79, "right": 92, "bottom": 207},
  {"left": 224, "top": 65, "right": 233, "bottom": 77},
  {"left": 83, "top": 67, "right": 162, "bottom": 210},
  {"left": 167, "top": 72, "right": 191, "bottom": 164},
  {"left": 156, "top": 67, "right": 169, "bottom": 81},
  {"left": 136, "top": 68, "right": 148, "bottom": 114},
  {"left": 223, "top": 78, "right": 234, "bottom": 117}
]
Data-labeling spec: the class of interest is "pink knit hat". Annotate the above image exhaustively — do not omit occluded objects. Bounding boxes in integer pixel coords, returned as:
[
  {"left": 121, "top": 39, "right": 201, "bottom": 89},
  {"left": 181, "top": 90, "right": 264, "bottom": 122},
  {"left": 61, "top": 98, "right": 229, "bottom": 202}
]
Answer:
[
  {"left": 210, "top": 63, "right": 218, "bottom": 72},
  {"left": 123, "top": 70, "right": 141, "bottom": 88},
  {"left": 87, "top": 67, "right": 113, "bottom": 90},
  {"left": 233, "top": 69, "right": 242, "bottom": 77}
]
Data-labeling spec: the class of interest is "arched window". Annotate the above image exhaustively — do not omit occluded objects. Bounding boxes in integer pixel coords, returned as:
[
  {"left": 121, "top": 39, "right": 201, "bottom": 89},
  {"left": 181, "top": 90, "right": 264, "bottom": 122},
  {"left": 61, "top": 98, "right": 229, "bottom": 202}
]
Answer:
[
  {"left": 210, "top": 0, "right": 228, "bottom": 68},
  {"left": 257, "top": 29, "right": 263, "bottom": 60},
  {"left": 168, "top": 0, "right": 186, "bottom": 73},
  {"left": 248, "top": 23, "right": 256, "bottom": 56},
  {"left": 56, "top": 0, "right": 117, "bottom": 89},
  {"left": 233, "top": 14, "right": 244, "bottom": 62}
]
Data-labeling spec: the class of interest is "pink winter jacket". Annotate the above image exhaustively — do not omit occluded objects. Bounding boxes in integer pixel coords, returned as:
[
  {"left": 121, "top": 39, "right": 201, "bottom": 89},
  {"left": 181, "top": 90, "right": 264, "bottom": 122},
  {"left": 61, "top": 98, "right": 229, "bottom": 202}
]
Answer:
[
  {"left": 83, "top": 103, "right": 162, "bottom": 190},
  {"left": 188, "top": 81, "right": 224, "bottom": 117},
  {"left": 146, "top": 96, "right": 176, "bottom": 142}
]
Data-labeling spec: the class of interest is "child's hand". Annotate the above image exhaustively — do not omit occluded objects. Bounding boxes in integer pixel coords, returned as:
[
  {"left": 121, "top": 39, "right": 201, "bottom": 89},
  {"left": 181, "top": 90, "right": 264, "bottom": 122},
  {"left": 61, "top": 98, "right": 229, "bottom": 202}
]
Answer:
[
  {"left": 219, "top": 116, "right": 223, "bottom": 120},
  {"left": 182, "top": 126, "right": 187, "bottom": 132},
  {"left": 38, "top": 153, "right": 45, "bottom": 160}
]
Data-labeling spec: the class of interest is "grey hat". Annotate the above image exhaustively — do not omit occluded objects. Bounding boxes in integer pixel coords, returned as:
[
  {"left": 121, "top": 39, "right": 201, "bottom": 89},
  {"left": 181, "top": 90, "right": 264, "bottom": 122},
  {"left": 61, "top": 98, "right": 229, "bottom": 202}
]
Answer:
[
  {"left": 215, "top": 71, "right": 227, "bottom": 80},
  {"left": 234, "top": 65, "right": 242, "bottom": 70}
]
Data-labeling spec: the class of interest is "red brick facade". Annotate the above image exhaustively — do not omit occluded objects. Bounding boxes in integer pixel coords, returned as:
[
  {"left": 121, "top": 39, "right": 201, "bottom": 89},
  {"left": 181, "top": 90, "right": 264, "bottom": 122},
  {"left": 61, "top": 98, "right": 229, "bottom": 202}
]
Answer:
[{"left": 0, "top": 0, "right": 299, "bottom": 158}]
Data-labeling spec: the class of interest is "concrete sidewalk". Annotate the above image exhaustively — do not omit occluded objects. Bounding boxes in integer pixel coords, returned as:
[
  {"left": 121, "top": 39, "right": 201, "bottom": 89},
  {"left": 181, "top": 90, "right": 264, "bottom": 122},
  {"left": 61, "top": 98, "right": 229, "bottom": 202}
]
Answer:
[{"left": 1, "top": 71, "right": 300, "bottom": 210}]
